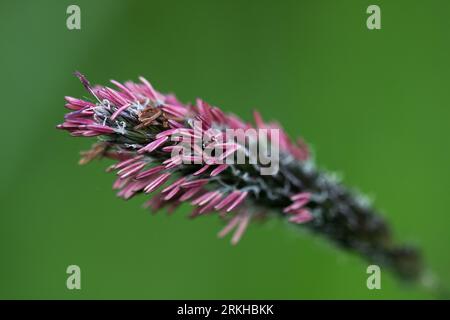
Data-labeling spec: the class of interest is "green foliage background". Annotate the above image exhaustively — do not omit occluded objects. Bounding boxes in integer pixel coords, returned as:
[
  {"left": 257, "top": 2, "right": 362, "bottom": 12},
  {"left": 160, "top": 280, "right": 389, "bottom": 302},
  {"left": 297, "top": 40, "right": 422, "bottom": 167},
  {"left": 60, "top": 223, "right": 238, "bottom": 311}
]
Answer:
[{"left": 0, "top": 0, "right": 449, "bottom": 299}]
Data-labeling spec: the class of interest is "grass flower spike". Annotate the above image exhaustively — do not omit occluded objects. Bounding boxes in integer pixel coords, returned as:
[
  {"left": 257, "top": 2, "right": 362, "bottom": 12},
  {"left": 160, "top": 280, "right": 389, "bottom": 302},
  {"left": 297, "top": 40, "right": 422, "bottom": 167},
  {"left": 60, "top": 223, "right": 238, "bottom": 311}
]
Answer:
[{"left": 58, "top": 72, "right": 425, "bottom": 285}]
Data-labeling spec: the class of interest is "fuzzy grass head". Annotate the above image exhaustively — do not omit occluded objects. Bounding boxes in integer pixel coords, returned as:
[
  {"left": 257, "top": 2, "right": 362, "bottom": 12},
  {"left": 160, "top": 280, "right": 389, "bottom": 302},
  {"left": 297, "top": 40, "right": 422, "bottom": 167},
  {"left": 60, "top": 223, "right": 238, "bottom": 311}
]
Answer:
[{"left": 58, "top": 72, "right": 426, "bottom": 285}]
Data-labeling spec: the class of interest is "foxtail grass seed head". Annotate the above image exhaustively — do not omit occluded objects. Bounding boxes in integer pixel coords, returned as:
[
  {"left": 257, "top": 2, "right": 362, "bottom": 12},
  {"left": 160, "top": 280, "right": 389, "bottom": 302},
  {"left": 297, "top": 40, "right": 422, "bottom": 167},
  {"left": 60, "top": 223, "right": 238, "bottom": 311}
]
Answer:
[{"left": 58, "top": 72, "right": 425, "bottom": 283}]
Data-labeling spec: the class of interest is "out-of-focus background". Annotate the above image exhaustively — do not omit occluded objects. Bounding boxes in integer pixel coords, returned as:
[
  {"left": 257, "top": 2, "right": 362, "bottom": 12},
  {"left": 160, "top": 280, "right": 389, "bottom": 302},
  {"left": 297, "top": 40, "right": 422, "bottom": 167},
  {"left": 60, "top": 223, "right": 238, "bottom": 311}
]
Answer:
[{"left": 0, "top": 0, "right": 449, "bottom": 299}]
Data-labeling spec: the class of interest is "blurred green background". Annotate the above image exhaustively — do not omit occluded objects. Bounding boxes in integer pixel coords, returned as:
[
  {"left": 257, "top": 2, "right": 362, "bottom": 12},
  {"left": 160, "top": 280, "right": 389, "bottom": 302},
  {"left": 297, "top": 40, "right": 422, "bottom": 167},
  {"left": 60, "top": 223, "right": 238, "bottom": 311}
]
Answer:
[{"left": 0, "top": 0, "right": 449, "bottom": 299}]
